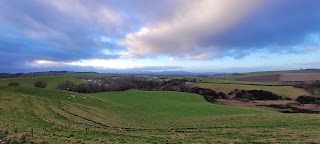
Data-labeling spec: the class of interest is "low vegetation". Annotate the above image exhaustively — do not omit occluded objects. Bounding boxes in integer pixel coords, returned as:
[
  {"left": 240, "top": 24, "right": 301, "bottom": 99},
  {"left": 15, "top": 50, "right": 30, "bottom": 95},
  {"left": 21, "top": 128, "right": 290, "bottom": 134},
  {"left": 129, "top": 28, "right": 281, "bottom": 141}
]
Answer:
[
  {"left": 233, "top": 90, "right": 283, "bottom": 101},
  {"left": 189, "top": 86, "right": 228, "bottom": 102},
  {"left": 194, "top": 83, "right": 308, "bottom": 98},
  {"left": 293, "top": 80, "right": 320, "bottom": 95},
  {"left": 0, "top": 75, "right": 85, "bottom": 89},
  {"left": 8, "top": 82, "right": 20, "bottom": 86},
  {"left": 34, "top": 80, "right": 47, "bottom": 88},
  {"left": 296, "top": 95, "right": 320, "bottom": 104}
]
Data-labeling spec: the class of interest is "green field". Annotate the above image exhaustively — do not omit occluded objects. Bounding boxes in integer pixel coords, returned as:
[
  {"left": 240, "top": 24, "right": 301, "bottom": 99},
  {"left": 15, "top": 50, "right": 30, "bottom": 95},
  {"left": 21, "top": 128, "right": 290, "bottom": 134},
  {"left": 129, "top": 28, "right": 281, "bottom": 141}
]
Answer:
[
  {"left": 194, "top": 83, "right": 309, "bottom": 98},
  {"left": 90, "top": 90, "right": 266, "bottom": 128},
  {"left": 0, "top": 76, "right": 85, "bottom": 89},
  {"left": 1, "top": 85, "right": 320, "bottom": 143}
]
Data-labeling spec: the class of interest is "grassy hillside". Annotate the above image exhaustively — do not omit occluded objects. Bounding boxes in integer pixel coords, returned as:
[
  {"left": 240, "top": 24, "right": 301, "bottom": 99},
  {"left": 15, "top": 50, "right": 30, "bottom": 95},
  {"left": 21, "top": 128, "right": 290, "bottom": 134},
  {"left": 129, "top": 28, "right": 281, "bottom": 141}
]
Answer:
[
  {"left": 0, "top": 76, "right": 85, "bottom": 89},
  {"left": 194, "top": 83, "right": 309, "bottom": 98},
  {"left": 1, "top": 87, "right": 320, "bottom": 143},
  {"left": 90, "top": 90, "right": 266, "bottom": 128}
]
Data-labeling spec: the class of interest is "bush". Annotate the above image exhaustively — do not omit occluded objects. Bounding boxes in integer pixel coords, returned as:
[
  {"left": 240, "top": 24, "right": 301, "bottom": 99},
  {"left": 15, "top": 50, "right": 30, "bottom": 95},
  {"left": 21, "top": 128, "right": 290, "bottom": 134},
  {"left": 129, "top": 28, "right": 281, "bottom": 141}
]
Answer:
[
  {"left": 8, "top": 82, "right": 20, "bottom": 86},
  {"left": 234, "top": 90, "right": 283, "bottom": 100},
  {"left": 57, "top": 81, "right": 76, "bottom": 91},
  {"left": 34, "top": 81, "right": 47, "bottom": 88},
  {"left": 296, "top": 95, "right": 320, "bottom": 104},
  {"left": 284, "top": 97, "right": 293, "bottom": 100},
  {"left": 75, "top": 83, "right": 90, "bottom": 93},
  {"left": 189, "top": 87, "right": 228, "bottom": 102},
  {"left": 293, "top": 81, "right": 320, "bottom": 95}
]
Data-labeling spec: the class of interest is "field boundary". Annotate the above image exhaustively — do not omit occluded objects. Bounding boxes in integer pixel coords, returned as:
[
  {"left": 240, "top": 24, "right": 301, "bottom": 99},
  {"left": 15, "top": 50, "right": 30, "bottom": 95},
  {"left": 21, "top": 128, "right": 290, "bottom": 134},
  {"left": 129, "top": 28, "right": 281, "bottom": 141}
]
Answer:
[{"left": 198, "top": 82, "right": 291, "bottom": 86}]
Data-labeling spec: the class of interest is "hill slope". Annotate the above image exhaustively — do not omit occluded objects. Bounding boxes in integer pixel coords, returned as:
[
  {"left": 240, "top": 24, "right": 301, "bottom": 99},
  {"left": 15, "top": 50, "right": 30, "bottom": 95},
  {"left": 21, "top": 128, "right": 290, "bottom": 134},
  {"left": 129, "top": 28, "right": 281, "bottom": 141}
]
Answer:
[
  {"left": 0, "top": 76, "right": 85, "bottom": 89},
  {"left": 1, "top": 87, "right": 320, "bottom": 143}
]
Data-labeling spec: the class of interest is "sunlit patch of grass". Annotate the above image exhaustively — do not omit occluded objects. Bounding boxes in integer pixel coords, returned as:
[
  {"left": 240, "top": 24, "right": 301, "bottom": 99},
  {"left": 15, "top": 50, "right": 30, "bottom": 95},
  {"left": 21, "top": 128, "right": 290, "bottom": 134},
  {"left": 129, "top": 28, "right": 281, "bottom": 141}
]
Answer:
[{"left": 194, "top": 83, "right": 308, "bottom": 98}]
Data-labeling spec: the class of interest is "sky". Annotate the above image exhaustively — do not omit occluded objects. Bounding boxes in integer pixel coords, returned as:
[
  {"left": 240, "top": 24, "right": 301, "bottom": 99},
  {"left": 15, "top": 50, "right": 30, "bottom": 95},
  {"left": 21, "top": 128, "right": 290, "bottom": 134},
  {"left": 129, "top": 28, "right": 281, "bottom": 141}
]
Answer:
[{"left": 0, "top": 0, "right": 320, "bottom": 73}]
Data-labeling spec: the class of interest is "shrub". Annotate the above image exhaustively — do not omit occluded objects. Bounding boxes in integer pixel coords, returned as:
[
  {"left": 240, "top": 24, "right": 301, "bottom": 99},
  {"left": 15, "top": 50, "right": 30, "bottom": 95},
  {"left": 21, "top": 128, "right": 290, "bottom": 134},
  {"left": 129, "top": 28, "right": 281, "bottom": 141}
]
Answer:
[
  {"left": 284, "top": 97, "right": 293, "bottom": 100},
  {"left": 189, "top": 86, "right": 228, "bottom": 102},
  {"left": 57, "top": 81, "right": 76, "bottom": 91},
  {"left": 234, "top": 90, "right": 283, "bottom": 100},
  {"left": 296, "top": 95, "right": 320, "bottom": 104},
  {"left": 8, "top": 82, "right": 20, "bottom": 86},
  {"left": 34, "top": 81, "right": 47, "bottom": 88},
  {"left": 75, "top": 83, "right": 90, "bottom": 93},
  {"left": 293, "top": 81, "right": 320, "bottom": 95}
]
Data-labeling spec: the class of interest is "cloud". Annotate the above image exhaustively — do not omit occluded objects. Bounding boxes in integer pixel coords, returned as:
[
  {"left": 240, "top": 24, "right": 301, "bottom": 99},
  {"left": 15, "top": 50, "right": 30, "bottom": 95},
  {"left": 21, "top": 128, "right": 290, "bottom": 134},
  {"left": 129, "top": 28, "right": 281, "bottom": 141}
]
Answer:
[
  {"left": 1, "top": 0, "right": 320, "bottom": 73},
  {"left": 122, "top": 0, "right": 320, "bottom": 60},
  {"left": 24, "top": 59, "right": 183, "bottom": 73},
  {"left": 36, "top": 0, "right": 123, "bottom": 33},
  {"left": 122, "top": 0, "right": 262, "bottom": 59},
  {"left": 0, "top": 0, "right": 125, "bottom": 70}
]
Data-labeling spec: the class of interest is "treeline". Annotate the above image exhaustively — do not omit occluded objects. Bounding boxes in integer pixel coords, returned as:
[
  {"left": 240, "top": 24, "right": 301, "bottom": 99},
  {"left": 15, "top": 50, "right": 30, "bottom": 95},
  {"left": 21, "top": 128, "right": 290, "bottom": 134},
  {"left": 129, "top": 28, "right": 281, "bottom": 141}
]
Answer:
[
  {"left": 57, "top": 77, "right": 193, "bottom": 93},
  {"left": 57, "top": 76, "right": 228, "bottom": 102},
  {"left": 0, "top": 73, "right": 25, "bottom": 78},
  {"left": 293, "top": 80, "right": 320, "bottom": 95},
  {"left": 57, "top": 76, "right": 288, "bottom": 103}
]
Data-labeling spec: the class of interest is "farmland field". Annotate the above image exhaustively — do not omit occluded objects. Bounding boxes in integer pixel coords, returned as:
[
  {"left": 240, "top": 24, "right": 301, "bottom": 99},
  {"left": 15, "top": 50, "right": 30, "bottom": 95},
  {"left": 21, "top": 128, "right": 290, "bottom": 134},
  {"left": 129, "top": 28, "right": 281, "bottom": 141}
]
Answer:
[
  {"left": 0, "top": 76, "right": 85, "bottom": 89},
  {"left": 227, "top": 71, "right": 320, "bottom": 82},
  {"left": 279, "top": 73, "right": 320, "bottom": 81},
  {"left": 1, "top": 73, "right": 320, "bottom": 143},
  {"left": 194, "top": 83, "right": 309, "bottom": 98},
  {"left": 1, "top": 85, "right": 320, "bottom": 143},
  {"left": 236, "top": 74, "right": 280, "bottom": 82}
]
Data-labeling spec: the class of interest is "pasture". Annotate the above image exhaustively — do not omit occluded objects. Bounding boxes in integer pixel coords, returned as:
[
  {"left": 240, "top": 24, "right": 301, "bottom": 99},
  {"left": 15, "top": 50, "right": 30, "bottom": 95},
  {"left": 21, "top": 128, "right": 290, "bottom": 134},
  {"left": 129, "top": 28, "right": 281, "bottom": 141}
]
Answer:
[
  {"left": 279, "top": 73, "right": 320, "bottom": 81},
  {"left": 0, "top": 72, "right": 320, "bottom": 143},
  {"left": 1, "top": 86, "right": 320, "bottom": 143},
  {"left": 194, "top": 83, "right": 309, "bottom": 98},
  {"left": 0, "top": 76, "right": 85, "bottom": 89},
  {"left": 226, "top": 71, "right": 320, "bottom": 83}
]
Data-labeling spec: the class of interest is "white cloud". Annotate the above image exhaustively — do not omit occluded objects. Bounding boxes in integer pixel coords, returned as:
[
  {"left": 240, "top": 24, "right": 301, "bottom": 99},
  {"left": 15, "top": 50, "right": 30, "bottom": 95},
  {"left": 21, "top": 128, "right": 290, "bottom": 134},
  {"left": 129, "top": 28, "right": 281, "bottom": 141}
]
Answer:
[
  {"left": 39, "top": 0, "right": 123, "bottom": 31},
  {"left": 122, "top": 0, "right": 262, "bottom": 60},
  {"left": 0, "top": 0, "right": 126, "bottom": 52},
  {"left": 27, "top": 60, "right": 63, "bottom": 67},
  {"left": 27, "top": 58, "right": 182, "bottom": 71}
]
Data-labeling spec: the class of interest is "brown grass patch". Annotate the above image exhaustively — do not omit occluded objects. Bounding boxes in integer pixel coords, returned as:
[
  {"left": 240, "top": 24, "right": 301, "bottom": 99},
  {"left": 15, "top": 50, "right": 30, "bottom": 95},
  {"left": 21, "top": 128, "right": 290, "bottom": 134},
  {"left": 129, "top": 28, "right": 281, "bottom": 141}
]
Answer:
[
  {"left": 279, "top": 73, "right": 320, "bottom": 82},
  {"left": 237, "top": 74, "right": 280, "bottom": 82}
]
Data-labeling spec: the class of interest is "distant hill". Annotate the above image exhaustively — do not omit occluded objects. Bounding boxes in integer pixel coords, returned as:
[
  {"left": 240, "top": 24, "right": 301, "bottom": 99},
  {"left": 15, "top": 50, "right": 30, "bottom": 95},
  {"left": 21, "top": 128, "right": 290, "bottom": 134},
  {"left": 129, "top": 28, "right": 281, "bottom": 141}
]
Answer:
[
  {"left": 114, "top": 70, "right": 222, "bottom": 76},
  {"left": 0, "top": 70, "right": 223, "bottom": 77}
]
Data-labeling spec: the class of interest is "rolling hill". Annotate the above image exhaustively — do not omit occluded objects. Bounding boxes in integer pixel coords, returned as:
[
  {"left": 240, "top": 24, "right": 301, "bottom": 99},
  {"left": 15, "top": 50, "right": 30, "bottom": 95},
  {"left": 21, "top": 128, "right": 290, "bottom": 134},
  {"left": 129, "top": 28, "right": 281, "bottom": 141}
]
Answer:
[{"left": 1, "top": 86, "right": 320, "bottom": 143}]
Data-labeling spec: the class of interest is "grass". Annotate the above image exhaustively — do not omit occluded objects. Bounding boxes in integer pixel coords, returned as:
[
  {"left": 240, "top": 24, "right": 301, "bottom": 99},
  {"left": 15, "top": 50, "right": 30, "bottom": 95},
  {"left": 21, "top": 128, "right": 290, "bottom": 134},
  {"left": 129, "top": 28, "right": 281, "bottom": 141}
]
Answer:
[
  {"left": 198, "top": 70, "right": 320, "bottom": 85},
  {"left": 0, "top": 75, "right": 320, "bottom": 143},
  {"left": 194, "top": 83, "right": 309, "bottom": 98},
  {"left": 0, "top": 76, "right": 85, "bottom": 89},
  {"left": 90, "top": 90, "right": 267, "bottom": 128},
  {"left": 91, "top": 90, "right": 265, "bottom": 116},
  {"left": 196, "top": 71, "right": 284, "bottom": 85}
]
